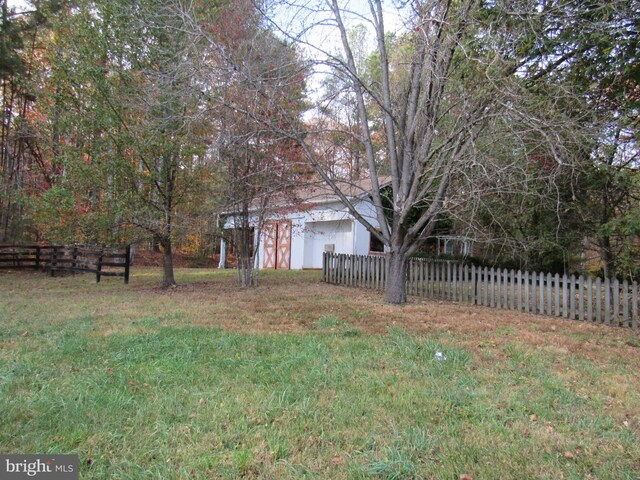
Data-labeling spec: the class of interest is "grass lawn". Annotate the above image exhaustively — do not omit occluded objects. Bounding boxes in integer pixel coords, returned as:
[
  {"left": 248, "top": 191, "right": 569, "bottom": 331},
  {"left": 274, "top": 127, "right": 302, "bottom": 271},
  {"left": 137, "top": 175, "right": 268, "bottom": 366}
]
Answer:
[{"left": 1, "top": 268, "right": 639, "bottom": 479}]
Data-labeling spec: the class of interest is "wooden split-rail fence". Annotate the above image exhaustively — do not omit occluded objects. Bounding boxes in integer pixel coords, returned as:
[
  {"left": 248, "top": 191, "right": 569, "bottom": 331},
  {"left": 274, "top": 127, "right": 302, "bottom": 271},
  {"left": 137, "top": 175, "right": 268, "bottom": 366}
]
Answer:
[
  {"left": 0, "top": 244, "right": 131, "bottom": 283},
  {"left": 323, "top": 252, "right": 640, "bottom": 329}
]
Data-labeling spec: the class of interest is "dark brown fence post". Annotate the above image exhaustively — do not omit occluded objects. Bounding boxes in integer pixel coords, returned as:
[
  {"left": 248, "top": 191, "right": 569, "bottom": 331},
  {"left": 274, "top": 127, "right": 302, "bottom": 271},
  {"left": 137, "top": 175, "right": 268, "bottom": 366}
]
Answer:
[
  {"left": 35, "top": 246, "right": 40, "bottom": 270},
  {"left": 96, "top": 248, "right": 103, "bottom": 283},
  {"left": 72, "top": 246, "right": 78, "bottom": 275},
  {"left": 124, "top": 245, "right": 131, "bottom": 284},
  {"left": 50, "top": 246, "right": 58, "bottom": 277}
]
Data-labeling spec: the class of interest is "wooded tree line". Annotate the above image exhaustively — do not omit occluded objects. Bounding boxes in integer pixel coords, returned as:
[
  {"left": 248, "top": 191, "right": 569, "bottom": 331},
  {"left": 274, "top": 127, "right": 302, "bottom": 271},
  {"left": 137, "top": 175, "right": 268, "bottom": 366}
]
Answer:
[
  {"left": 1, "top": 0, "right": 637, "bottom": 300},
  {"left": 0, "top": 0, "right": 307, "bottom": 287}
]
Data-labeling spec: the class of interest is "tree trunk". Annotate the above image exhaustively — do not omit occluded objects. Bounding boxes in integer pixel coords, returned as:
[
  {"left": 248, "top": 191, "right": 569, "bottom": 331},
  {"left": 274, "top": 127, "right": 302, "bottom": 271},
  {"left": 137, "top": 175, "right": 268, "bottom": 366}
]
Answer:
[
  {"left": 161, "top": 239, "right": 176, "bottom": 287},
  {"left": 152, "top": 235, "right": 161, "bottom": 253},
  {"left": 599, "top": 235, "right": 616, "bottom": 281},
  {"left": 385, "top": 249, "right": 408, "bottom": 304}
]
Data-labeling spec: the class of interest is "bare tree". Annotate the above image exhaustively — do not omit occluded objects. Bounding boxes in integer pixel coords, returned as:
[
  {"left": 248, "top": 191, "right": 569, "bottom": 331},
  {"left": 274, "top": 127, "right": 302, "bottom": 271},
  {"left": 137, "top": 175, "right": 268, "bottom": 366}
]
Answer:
[
  {"left": 186, "top": 0, "right": 604, "bottom": 302},
  {"left": 259, "top": 0, "right": 573, "bottom": 303},
  {"left": 184, "top": 0, "right": 307, "bottom": 287}
]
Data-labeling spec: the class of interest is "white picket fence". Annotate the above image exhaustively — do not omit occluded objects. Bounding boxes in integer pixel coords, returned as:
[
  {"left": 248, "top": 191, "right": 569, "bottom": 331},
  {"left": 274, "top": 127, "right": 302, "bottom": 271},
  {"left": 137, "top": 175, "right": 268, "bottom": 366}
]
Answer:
[{"left": 322, "top": 252, "right": 640, "bottom": 329}]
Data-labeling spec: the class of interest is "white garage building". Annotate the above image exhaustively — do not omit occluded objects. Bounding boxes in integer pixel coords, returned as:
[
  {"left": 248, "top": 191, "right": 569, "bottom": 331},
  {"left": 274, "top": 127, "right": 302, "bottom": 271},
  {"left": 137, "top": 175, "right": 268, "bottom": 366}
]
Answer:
[{"left": 221, "top": 178, "right": 389, "bottom": 270}]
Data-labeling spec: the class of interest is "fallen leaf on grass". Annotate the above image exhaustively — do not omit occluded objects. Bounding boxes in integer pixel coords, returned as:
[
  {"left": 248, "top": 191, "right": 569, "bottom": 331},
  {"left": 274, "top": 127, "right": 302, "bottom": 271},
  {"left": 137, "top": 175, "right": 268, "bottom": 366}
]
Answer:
[
  {"left": 21, "top": 331, "right": 28, "bottom": 337},
  {"left": 564, "top": 451, "right": 574, "bottom": 460},
  {"left": 460, "top": 474, "right": 473, "bottom": 480}
]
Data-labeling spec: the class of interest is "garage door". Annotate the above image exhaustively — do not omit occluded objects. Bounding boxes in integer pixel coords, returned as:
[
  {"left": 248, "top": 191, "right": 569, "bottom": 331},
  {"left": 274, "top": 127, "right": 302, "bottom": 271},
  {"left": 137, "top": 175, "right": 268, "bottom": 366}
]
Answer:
[{"left": 263, "top": 220, "right": 291, "bottom": 269}]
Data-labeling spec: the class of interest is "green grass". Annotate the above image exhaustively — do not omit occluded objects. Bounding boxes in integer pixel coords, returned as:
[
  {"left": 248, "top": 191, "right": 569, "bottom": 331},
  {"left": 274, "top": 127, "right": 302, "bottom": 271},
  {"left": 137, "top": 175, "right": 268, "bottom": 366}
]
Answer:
[{"left": 1, "top": 268, "right": 639, "bottom": 479}]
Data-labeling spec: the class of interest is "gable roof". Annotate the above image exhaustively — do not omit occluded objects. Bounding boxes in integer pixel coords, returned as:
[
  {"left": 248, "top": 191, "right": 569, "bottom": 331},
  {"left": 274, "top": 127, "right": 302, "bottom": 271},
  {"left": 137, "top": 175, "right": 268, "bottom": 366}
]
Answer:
[
  {"left": 223, "top": 175, "right": 392, "bottom": 215},
  {"left": 291, "top": 175, "right": 392, "bottom": 205}
]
